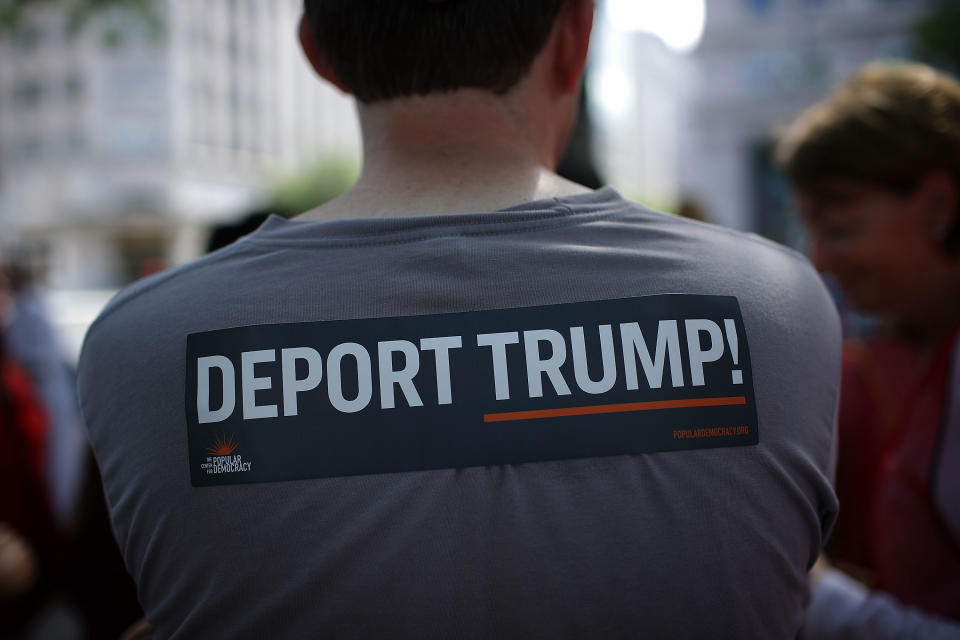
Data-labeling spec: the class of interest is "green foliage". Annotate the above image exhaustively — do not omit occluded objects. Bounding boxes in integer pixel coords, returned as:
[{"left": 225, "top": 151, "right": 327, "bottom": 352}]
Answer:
[
  {"left": 270, "top": 155, "right": 361, "bottom": 217},
  {"left": 0, "top": 0, "right": 161, "bottom": 41},
  {"left": 0, "top": 0, "right": 25, "bottom": 30},
  {"left": 914, "top": 0, "right": 960, "bottom": 73}
]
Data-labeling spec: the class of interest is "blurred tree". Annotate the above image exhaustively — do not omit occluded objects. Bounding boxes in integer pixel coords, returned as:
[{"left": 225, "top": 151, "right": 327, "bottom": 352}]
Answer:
[
  {"left": 0, "top": 0, "right": 160, "bottom": 39},
  {"left": 270, "top": 155, "right": 361, "bottom": 217},
  {"left": 914, "top": 0, "right": 960, "bottom": 73}
]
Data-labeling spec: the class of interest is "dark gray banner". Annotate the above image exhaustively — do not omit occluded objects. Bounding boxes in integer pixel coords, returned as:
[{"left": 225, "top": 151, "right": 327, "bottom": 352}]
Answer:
[{"left": 185, "top": 294, "right": 758, "bottom": 486}]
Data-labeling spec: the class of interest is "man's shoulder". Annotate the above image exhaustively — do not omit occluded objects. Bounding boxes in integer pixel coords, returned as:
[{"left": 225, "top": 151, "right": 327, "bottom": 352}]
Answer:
[
  {"left": 606, "top": 198, "right": 829, "bottom": 300},
  {"left": 622, "top": 199, "right": 814, "bottom": 270},
  {"left": 78, "top": 245, "right": 245, "bottom": 369}
]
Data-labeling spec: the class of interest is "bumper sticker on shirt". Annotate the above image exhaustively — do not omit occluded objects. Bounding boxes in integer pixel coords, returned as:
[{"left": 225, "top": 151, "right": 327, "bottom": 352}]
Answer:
[{"left": 185, "top": 294, "right": 758, "bottom": 486}]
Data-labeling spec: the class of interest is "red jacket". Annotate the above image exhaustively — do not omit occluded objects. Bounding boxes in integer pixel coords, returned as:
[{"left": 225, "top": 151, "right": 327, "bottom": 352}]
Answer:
[
  {"left": 0, "top": 355, "right": 50, "bottom": 531},
  {"left": 830, "top": 328, "right": 960, "bottom": 620}
]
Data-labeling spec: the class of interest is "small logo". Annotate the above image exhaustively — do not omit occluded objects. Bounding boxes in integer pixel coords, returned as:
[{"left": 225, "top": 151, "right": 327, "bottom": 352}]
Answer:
[
  {"left": 206, "top": 433, "right": 239, "bottom": 456},
  {"left": 200, "top": 433, "right": 252, "bottom": 476}
]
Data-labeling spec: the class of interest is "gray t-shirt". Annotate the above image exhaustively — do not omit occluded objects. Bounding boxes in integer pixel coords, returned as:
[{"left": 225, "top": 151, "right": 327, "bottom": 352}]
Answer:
[{"left": 78, "top": 188, "right": 840, "bottom": 639}]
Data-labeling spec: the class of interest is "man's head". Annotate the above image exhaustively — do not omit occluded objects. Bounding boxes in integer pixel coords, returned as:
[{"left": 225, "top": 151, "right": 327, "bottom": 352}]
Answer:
[
  {"left": 776, "top": 62, "right": 960, "bottom": 320},
  {"left": 299, "top": 0, "right": 593, "bottom": 173},
  {"left": 300, "top": 0, "right": 571, "bottom": 104}
]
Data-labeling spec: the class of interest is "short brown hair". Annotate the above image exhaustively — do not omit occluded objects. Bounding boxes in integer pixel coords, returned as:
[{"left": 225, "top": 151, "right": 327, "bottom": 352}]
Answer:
[
  {"left": 303, "top": 0, "right": 569, "bottom": 104},
  {"left": 776, "top": 62, "right": 960, "bottom": 253}
]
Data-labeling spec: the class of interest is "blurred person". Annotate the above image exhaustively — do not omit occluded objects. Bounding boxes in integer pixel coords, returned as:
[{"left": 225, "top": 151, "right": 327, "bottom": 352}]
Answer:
[
  {"left": 676, "top": 197, "right": 709, "bottom": 223},
  {"left": 0, "top": 263, "right": 64, "bottom": 636},
  {"left": 0, "top": 266, "right": 11, "bottom": 325},
  {"left": 1, "top": 271, "right": 37, "bottom": 613},
  {"left": 3, "top": 261, "right": 142, "bottom": 637},
  {"left": 66, "top": 452, "right": 145, "bottom": 639},
  {"left": 3, "top": 260, "right": 87, "bottom": 528},
  {"left": 205, "top": 210, "right": 272, "bottom": 253},
  {"left": 777, "top": 61, "right": 960, "bottom": 638},
  {"left": 77, "top": 1, "right": 840, "bottom": 637}
]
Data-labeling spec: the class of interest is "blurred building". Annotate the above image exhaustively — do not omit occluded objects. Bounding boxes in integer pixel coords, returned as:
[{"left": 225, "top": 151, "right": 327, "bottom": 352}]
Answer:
[
  {"left": 0, "top": 0, "right": 360, "bottom": 289},
  {"left": 681, "top": 0, "right": 933, "bottom": 241},
  {"left": 589, "top": 26, "right": 694, "bottom": 212},
  {"left": 0, "top": 0, "right": 937, "bottom": 291}
]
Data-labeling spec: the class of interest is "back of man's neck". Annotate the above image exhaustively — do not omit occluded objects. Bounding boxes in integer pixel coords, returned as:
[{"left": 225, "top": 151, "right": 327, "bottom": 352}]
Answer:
[
  {"left": 298, "top": 165, "right": 590, "bottom": 221},
  {"left": 294, "top": 89, "right": 591, "bottom": 221}
]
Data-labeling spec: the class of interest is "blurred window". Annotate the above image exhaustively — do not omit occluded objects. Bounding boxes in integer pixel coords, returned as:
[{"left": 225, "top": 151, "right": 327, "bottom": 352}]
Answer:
[
  {"left": 12, "top": 79, "right": 44, "bottom": 107},
  {"left": 190, "top": 24, "right": 212, "bottom": 51},
  {"left": 13, "top": 23, "right": 44, "bottom": 54},
  {"left": 104, "top": 119, "right": 168, "bottom": 157},
  {"left": 65, "top": 73, "right": 84, "bottom": 101},
  {"left": 743, "top": 50, "right": 830, "bottom": 97},
  {"left": 105, "top": 64, "right": 166, "bottom": 113},
  {"left": 231, "top": 120, "right": 241, "bottom": 150},
  {"left": 227, "top": 29, "right": 238, "bottom": 59},
  {"left": 229, "top": 85, "right": 241, "bottom": 113},
  {"left": 12, "top": 135, "right": 43, "bottom": 163},
  {"left": 98, "top": 6, "right": 163, "bottom": 48},
  {"left": 743, "top": 0, "right": 775, "bottom": 15},
  {"left": 65, "top": 131, "right": 87, "bottom": 156}
]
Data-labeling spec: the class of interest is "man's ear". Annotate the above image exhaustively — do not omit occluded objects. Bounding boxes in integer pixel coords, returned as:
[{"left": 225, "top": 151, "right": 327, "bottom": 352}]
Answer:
[
  {"left": 298, "top": 14, "right": 351, "bottom": 95},
  {"left": 551, "top": 0, "right": 595, "bottom": 94}
]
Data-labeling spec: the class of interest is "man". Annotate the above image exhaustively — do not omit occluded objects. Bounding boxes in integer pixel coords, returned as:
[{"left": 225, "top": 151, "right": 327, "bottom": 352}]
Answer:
[{"left": 78, "top": 1, "right": 840, "bottom": 637}]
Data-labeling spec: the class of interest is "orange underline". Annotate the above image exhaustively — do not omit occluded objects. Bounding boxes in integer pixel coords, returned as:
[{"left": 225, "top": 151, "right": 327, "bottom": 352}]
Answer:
[{"left": 483, "top": 396, "right": 747, "bottom": 423}]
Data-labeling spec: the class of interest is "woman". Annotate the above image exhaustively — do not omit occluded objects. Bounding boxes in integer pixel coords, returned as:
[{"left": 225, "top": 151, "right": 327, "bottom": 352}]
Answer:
[{"left": 777, "top": 62, "right": 960, "bottom": 637}]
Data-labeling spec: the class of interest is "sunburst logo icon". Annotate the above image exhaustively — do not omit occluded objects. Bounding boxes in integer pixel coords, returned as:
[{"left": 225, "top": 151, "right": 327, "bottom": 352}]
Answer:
[{"left": 207, "top": 433, "right": 239, "bottom": 456}]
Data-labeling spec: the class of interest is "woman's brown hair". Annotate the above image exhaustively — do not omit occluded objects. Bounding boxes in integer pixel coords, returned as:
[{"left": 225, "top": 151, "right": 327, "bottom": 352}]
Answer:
[{"left": 776, "top": 62, "right": 960, "bottom": 254}]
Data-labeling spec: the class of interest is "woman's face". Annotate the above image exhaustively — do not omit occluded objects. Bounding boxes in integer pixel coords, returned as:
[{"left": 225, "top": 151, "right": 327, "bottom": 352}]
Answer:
[{"left": 796, "top": 179, "right": 953, "bottom": 321}]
